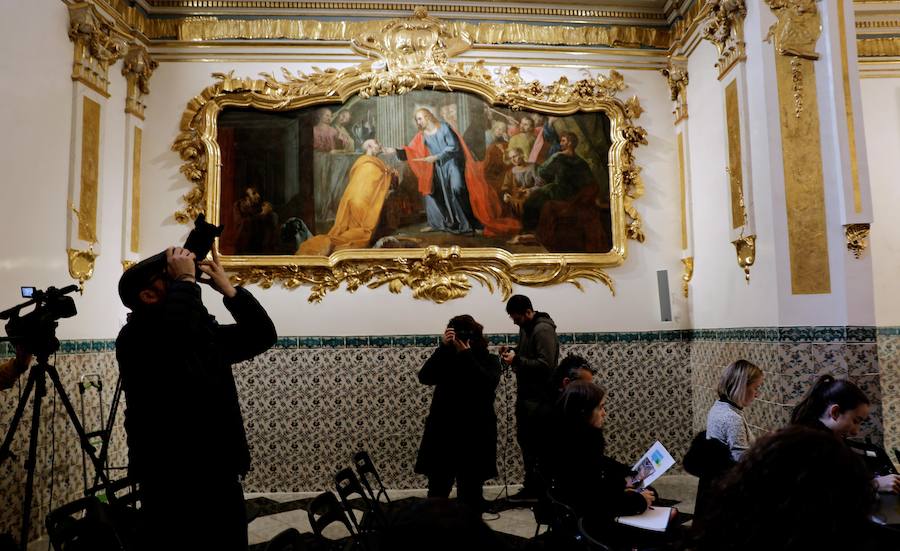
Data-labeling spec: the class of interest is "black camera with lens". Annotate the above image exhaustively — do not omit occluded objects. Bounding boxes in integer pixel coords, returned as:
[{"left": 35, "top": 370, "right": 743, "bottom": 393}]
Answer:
[{"left": 1, "top": 285, "right": 79, "bottom": 357}]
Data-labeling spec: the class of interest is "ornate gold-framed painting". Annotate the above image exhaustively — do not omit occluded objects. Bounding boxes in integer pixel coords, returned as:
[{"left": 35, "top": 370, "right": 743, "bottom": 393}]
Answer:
[{"left": 172, "top": 8, "right": 648, "bottom": 303}]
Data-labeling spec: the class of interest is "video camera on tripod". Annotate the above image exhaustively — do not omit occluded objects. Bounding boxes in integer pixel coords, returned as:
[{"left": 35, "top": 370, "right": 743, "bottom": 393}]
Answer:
[{"left": 1, "top": 284, "right": 78, "bottom": 359}]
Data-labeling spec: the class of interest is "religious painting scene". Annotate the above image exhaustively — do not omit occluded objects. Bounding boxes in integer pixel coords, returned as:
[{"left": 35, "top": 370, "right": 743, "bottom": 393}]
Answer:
[{"left": 217, "top": 90, "right": 614, "bottom": 257}]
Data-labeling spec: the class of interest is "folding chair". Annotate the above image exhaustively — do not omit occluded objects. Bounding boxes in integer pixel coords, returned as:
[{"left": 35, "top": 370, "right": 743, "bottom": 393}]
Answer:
[
  {"left": 545, "top": 489, "right": 613, "bottom": 551},
  {"left": 335, "top": 467, "right": 387, "bottom": 532},
  {"left": 307, "top": 491, "right": 362, "bottom": 551},
  {"left": 353, "top": 451, "right": 390, "bottom": 504},
  {"left": 45, "top": 496, "right": 126, "bottom": 551}
]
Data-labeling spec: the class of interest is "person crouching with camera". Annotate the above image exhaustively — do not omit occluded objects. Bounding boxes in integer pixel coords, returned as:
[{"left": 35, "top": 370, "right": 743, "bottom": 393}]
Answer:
[
  {"left": 415, "top": 315, "right": 501, "bottom": 514},
  {"left": 116, "top": 246, "right": 276, "bottom": 550}
]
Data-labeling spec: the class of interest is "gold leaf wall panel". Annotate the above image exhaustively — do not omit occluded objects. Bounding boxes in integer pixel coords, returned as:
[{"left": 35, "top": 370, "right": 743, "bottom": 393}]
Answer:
[
  {"left": 724, "top": 80, "right": 744, "bottom": 230},
  {"left": 79, "top": 97, "right": 101, "bottom": 243},
  {"left": 131, "top": 126, "right": 142, "bottom": 253},
  {"left": 677, "top": 131, "right": 687, "bottom": 250},
  {"left": 774, "top": 55, "right": 831, "bottom": 294}
]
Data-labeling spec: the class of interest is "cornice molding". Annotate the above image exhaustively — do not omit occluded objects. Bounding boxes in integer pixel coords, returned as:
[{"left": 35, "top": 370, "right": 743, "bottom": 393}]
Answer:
[{"left": 72, "top": 0, "right": 900, "bottom": 62}]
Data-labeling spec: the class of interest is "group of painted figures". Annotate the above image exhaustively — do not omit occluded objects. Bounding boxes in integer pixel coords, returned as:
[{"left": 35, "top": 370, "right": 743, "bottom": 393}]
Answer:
[{"left": 232, "top": 101, "right": 615, "bottom": 257}]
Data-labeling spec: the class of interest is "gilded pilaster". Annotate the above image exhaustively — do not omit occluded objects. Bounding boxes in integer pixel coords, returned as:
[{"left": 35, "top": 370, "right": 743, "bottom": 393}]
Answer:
[
  {"left": 766, "top": 0, "right": 831, "bottom": 294},
  {"left": 67, "top": 2, "right": 127, "bottom": 97},
  {"left": 701, "top": 0, "right": 747, "bottom": 80},
  {"left": 122, "top": 44, "right": 158, "bottom": 120}
]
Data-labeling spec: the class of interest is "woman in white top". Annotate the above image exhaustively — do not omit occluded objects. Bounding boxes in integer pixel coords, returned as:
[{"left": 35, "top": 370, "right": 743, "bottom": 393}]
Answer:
[{"left": 706, "top": 359, "right": 764, "bottom": 461}]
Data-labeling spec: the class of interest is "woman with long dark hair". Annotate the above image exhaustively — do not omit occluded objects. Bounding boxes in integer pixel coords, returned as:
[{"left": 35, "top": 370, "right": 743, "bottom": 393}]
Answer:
[
  {"left": 414, "top": 315, "right": 501, "bottom": 512},
  {"left": 690, "top": 426, "right": 874, "bottom": 551},
  {"left": 545, "top": 380, "right": 674, "bottom": 550},
  {"left": 791, "top": 374, "right": 900, "bottom": 493}
]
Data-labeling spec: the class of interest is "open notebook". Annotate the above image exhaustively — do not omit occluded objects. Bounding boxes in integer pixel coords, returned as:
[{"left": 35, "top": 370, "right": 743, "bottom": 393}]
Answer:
[{"left": 615, "top": 506, "right": 673, "bottom": 532}]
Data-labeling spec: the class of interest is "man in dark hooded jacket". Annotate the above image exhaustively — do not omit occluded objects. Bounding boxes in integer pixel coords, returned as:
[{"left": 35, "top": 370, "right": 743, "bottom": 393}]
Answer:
[
  {"left": 116, "top": 246, "right": 276, "bottom": 550},
  {"left": 501, "top": 294, "right": 559, "bottom": 501}
]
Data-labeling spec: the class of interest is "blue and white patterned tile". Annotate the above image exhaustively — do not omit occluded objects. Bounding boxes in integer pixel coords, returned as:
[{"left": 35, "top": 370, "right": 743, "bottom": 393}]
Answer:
[
  {"left": 810, "top": 343, "right": 849, "bottom": 379},
  {"left": 845, "top": 343, "right": 879, "bottom": 378},
  {"left": 846, "top": 326, "right": 876, "bottom": 343}
]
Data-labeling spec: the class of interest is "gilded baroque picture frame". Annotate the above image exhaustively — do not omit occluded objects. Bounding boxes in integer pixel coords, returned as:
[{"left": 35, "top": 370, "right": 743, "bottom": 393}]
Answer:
[{"left": 172, "top": 8, "right": 648, "bottom": 303}]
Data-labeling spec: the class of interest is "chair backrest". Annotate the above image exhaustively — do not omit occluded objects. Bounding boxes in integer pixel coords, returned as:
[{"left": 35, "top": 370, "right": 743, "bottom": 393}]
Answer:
[
  {"left": 683, "top": 430, "right": 735, "bottom": 479},
  {"left": 334, "top": 467, "right": 373, "bottom": 533},
  {"left": 307, "top": 491, "right": 356, "bottom": 540},
  {"left": 45, "top": 496, "right": 125, "bottom": 551},
  {"left": 353, "top": 450, "right": 390, "bottom": 503}
]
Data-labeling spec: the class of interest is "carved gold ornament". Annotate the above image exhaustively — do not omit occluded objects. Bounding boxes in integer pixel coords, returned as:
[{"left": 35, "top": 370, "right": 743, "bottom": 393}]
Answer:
[
  {"left": 661, "top": 62, "right": 689, "bottom": 122},
  {"left": 844, "top": 223, "right": 870, "bottom": 259},
  {"left": 170, "top": 10, "right": 648, "bottom": 303},
  {"left": 231, "top": 246, "right": 615, "bottom": 304},
  {"left": 122, "top": 45, "right": 159, "bottom": 119},
  {"left": 67, "top": 2, "right": 128, "bottom": 97},
  {"left": 681, "top": 256, "right": 694, "bottom": 298},
  {"left": 732, "top": 234, "right": 756, "bottom": 283},
  {"left": 701, "top": 0, "right": 747, "bottom": 80},
  {"left": 765, "top": 0, "right": 822, "bottom": 61},
  {"left": 67, "top": 247, "right": 97, "bottom": 290}
]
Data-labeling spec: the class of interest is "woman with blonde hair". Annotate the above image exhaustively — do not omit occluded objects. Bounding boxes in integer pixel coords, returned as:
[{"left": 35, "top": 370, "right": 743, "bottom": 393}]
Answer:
[{"left": 706, "top": 359, "right": 764, "bottom": 461}]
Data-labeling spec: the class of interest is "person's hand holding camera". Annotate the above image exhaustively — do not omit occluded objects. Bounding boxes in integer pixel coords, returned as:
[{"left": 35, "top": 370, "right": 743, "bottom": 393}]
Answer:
[
  {"left": 198, "top": 247, "right": 237, "bottom": 298},
  {"left": 451, "top": 334, "right": 471, "bottom": 352},
  {"left": 167, "top": 247, "right": 196, "bottom": 283},
  {"left": 441, "top": 327, "right": 455, "bottom": 346}
]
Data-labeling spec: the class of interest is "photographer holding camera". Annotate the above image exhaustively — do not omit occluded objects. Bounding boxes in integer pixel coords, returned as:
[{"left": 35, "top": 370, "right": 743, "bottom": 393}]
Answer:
[
  {"left": 414, "top": 315, "right": 501, "bottom": 513},
  {"left": 116, "top": 245, "right": 276, "bottom": 550}
]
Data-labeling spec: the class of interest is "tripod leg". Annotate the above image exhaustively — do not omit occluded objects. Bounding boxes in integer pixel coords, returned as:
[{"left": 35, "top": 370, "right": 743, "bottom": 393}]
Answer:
[
  {"left": 19, "top": 370, "right": 45, "bottom": 551},
  {"left": 44, "top": 364, "right": 112, "bottom": 490},
  {"left": 92, "top": 375, "right": 122, "bottom": 489},
  {"left": 0, "top": 368, "right": 37, "bottom": 463}
]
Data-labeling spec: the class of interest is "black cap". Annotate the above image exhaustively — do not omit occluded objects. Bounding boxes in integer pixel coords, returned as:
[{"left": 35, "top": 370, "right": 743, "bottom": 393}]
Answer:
[{"left": 118, "top": 252, "right": 166, "bottom": 310}]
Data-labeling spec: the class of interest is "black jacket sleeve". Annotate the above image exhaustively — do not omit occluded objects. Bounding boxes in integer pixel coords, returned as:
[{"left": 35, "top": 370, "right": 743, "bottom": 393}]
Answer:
[{"left": 216, "top": 286, "right": 277, "bottom": 365}]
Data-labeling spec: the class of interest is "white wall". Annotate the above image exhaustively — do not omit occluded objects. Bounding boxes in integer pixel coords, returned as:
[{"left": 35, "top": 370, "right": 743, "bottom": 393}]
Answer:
[
  {"left": 861, "top": 77, "right": 900, "bottom": 327},
  {"left": 684, "top": 0, "right": 878, "bottom": 329},
  {"left": 0, "top": 1, "right": 133, "bottom": 340},
  {"left": 685, "top": 39, "right": 779, "bottom": 329},
  {"left": 140, "top": 59, "right": 685, "bottom": 336}
]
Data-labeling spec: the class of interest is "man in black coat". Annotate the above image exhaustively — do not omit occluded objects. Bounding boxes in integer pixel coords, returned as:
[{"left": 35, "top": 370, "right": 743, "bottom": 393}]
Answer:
[
  {"left": 116, "top": 246, "right": 276, "bottom": 550},
  {"left": 500, "top": 294, "right": 559, "bottom": 502}
]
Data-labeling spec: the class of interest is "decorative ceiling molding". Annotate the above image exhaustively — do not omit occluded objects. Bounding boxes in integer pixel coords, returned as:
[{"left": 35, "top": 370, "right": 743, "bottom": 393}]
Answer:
[{"left": 76, "top": 0, "right": 899, "bottom": 61}]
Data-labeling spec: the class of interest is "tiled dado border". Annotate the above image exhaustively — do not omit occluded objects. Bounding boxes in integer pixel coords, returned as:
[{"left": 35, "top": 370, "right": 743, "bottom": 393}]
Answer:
[{"left": 0, "top": 326, "right": 885, "bottom": 356}]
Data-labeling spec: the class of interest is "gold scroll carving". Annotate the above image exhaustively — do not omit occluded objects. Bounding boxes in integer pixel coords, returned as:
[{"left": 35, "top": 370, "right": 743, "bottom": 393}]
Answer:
[
  {"left": 662, "top": 61, "right": 689, "bottom": 123},
  {"left": 171, "top": 9, "right": 649, "bottom": 302},
  {"left": 681, "top": 256, "right": 694, "bottom": 298},
  {"left": 122, "top": 44, "right": 158, "bottom": 120},
  {"left": 67, "top": 2, "right": 128, "bottom": 97},
  {"left": 701, "top": 0, "right": 747, "bottom": 80},
  {"left": 844, "top": 223, "right": 870, "bottom": 259},
  {"left": 731, "top": 234, "right": 756, "bottom": 283},
  {"left": 766, "top": 0, "right": 831, "bottom": 294}
]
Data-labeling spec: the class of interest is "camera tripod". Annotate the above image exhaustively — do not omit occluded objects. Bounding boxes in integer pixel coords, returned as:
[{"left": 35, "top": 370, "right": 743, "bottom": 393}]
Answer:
[{"left": 0, "top": 343, "right": 112, "bottom": 551}]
